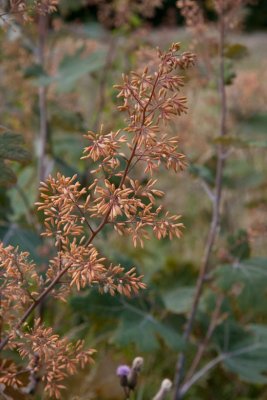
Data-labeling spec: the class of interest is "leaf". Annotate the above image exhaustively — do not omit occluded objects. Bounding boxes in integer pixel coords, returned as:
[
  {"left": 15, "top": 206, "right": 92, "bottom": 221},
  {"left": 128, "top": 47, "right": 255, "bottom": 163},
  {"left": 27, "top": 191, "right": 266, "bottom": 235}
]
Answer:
[
  {"left": 112, "top": 308, "right": 184, "bottom": 352},
  {"left": 223, "top": 160, "right": 264, "bottom": 189},
  {"left": 213, "top": 135, "right": 267, "bottom": 149},
  {"left": 0, "top": 226, "right": 44, "bottom": 264},
  {"left": 216, "top": 258, "right": 267, "bottom": 289},
  {"left": 212, "top": 136, "right": 249, "bottom": 148},
  {"left": 239, "top": 113, "right": 267, "bottom": 137},
  {"left": 0, "top": 132, "right": 31, "bottom": 163},
  {"left": 224, "top": 59, "right": 236, "bottom": 85},
  {"left": 212, "top": 319, "right": 267, "bottom": 384},
  {"left": 162, "top": 286, "right": 195, "bottom": 314},
  {"left": 222, "top": 327, "right": 267, "bottom": 384},
  {"left": 189, "top": 164, "right": 214, "bottom": 185},
  {"left": 223, "top": 348, "right": 267, "bottom": 384},
  {"left": 23, "top": 63, "right": 47, "bottom": 79},
  {"left": 37, "top": 48, "right": 107, "bottom": 92},
  {"left": 224, "top": 43, "right": 248, "bottom": 60},
  {"left": 227, "top": 230, "right": 250, "bottom": 261},
  {"left": 8, "top": 166, "right": 37, "bottom": 221},
  {"left": 215, "top": 258, "right": 267, "bottom": 316},
  {"left": 0, "top": 159, "right": 17, "bottom": 186}
]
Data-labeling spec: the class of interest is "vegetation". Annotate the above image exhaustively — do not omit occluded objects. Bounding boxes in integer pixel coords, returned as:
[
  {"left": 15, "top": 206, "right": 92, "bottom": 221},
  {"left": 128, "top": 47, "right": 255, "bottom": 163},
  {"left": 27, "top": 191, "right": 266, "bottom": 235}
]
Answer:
[{"left": 0, "top": 1, "right": 267, "bottom": 399}]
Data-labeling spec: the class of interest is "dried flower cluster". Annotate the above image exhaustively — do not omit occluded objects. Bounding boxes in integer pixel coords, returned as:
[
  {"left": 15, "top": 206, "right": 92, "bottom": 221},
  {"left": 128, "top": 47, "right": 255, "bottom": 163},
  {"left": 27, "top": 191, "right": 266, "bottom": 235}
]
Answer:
[
  {"left": 177, "top": 0, "right": 205, "bottom": 33},
  {"left": 1, "top": 0, "right": 58, "bottom": 23},
  {"left": 88, "top": 0, "right": 163, "bottom": 28},
  {"left": 0, "top": 43, "right": 194, "bottom": 398},
  {"left": 177, "top": 0, "right": 255, "bottom": 33}
]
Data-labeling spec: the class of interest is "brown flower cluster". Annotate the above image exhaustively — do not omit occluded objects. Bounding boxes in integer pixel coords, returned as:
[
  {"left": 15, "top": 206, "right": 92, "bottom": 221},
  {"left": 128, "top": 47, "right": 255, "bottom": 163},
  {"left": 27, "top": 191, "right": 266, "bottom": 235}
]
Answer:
[
  {"left": 4, "top": 0, "right": 58, "bottom": 23},
  {"left": 5, "top": 320, "right": 94, "bottom": 399},
  {"left": 0, "top": 43, "right": 194, "bottom": 398},
  {"left": 87, "top": 0, "right": 163, "bottom": 28},
  {"left": 177, "top": 0, "right": 205, "bottom": 32},
  {"left": 0, "top": 243, "right": 41, "bottom": 327},
  {"left": 177, "top": 0, "right": 255, "bottom": 33}
]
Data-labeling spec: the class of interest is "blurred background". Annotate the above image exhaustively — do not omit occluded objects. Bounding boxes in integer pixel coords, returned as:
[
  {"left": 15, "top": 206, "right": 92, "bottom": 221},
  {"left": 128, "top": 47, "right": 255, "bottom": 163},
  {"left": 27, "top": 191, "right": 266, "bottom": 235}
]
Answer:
[{"left": 0, "top": 0, "right": 267, "bottom": 399}]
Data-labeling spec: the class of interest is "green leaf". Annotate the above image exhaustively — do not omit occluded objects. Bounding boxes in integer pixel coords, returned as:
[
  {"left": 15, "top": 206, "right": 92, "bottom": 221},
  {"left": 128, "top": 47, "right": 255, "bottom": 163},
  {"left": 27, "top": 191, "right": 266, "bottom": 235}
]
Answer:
[
  {"left": 212, "top": 320, "right": 267, "bottom": 384},
  {"left": 216, "top": 258, "right": 267, "bottom": 289},
  {"left": 224, "top": 43, "right": 248, "bottom": 60},
  {"left": 224, "top": 59, "right": 236, "bottom": 85},
  {"left": 8, "top": 166, "right": 37, "bottom": 221},
  {"left": 0, "top": 131, "right": 31, "bottom": 163},
  {"left": 213, "top": 135, "right": 267, "bottom": 149},
  {"left": 212, "top": 136, "right": 249, "bottom": 148},
  {"left": 162, "top": 286, "right": 195, "bottom": 314},
  {"left": 227, "top": 230, "right": 250, "bottom": 261},
  {"left": 23, "top": 63, "right": 47, "bottom": 79},
  {"left": 215, "top": 258, "right": 267, "bottom": 316},
  {"left": 0, "top": 159, "right": 17, "bottom": 186},
  {"left": 0, "top": 226, "right": 44, "bottom": 264},
  {"left": 112, "top": 309, "right": 184, "bottom": 351},
  {"left": 37, "top": 48, "right": 107, "bottom": 92},
  {"left": 224, "top": 349, "right": 267, "bottom": 384},
  {"left": 222, "top": 328, "right": 267, "bottom": 384},
  {"left": 189, "top": 164, "right": 214, "bottom": 185},
  {"left": 239, "top": 113, "right": 267, "bottom": 137}
]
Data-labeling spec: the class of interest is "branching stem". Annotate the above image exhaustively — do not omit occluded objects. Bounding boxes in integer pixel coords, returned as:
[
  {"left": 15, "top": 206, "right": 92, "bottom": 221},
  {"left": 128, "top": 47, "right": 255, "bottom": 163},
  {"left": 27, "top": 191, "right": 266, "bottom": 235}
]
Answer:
[{"left": 0, "top": 71, "right": 160, "bottom": 353}]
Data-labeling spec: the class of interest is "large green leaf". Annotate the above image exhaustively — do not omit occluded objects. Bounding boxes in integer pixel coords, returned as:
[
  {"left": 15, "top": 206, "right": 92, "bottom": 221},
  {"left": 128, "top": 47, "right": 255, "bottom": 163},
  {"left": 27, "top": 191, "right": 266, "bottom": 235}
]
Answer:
[
  {"left": 162, "top": 286, "right": 195, "bottom": 314},
  {"left": 189, "top": 163, "right": 214, "bottom": 185},
  {"left": 8, "top": 166, "right": 37, "bottom": 221},
  {"left": 224, "top": 347, "right": 267, "bottom": 384},
  {"left": 216, "top": 258, "right": 267, "bottom": 290},
  {"left": 37, "top": 48, "right": 107, "bottom": 92},
  {"left": 224, "top": 43, "right": 248, "bottom": 60},
  {"left": 215, "top": 258, "right": 267, "bottom": 315},
  {"left": 0, "top": 131, "right": 31, "bottom": 163},
  {"left": 0, "top": 159, "right": 17, "bottom": 186},
  {"left": 0, "top": 226, "right": 44, "bottom": 264},
  {"left": 239, "top": 113, "right": 267, "bottom": 137},
  {"left": 222, "top": 326, "right": 267, "bottom": 384},
  {"left": 112, "top": 305, "right": 184, "bottom": 352}
]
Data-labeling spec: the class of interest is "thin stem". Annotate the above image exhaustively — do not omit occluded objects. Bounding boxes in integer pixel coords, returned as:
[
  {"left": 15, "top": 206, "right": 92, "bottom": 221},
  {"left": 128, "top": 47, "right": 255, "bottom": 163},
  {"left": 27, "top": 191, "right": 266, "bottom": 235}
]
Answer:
[
  {"left": 13, "top": 256, "right": 37, "bottom": 303},
  {"left": 173, "top": 9, "right": 227, "bottom": 399},
  {"left": 184, "top": 294, "right": 224, "bottom": 382},
  {"left": 37, "top": 14, "right": 48, "bottom": 185},
  {"left": 180, "top": 343, "right": 262, "bottom": 397},
  {"left": 69, "top": 196, "right": 95, "bottom": 234}
]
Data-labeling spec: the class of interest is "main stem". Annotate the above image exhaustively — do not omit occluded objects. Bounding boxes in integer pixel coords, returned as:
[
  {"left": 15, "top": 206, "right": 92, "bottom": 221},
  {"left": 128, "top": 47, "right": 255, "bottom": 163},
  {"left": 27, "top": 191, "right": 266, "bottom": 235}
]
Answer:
[{"left": 173, "top": 11, "right": 226, "bottom": 400}]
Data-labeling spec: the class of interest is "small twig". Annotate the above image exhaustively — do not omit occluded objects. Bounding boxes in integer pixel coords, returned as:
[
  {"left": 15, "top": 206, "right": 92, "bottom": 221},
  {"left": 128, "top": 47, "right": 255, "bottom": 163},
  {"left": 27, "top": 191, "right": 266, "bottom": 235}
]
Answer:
[
  {"left": 37, "top": 14, "right": 48, "bottom": 185},
  {"left": 180, "top": 343, "right": 262, "bottom": 396},
  {"left": 13, "top": 256, "right": 37, "bottom": 303},
  {"left": 184, "top": 294, "right": 224, "bottom": 382},
  {"left": 72, "top": 199, "right": 95, "bottom": 234},
  {"left": 199, "top": 180, "right": 215, "bottom": 203}
]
